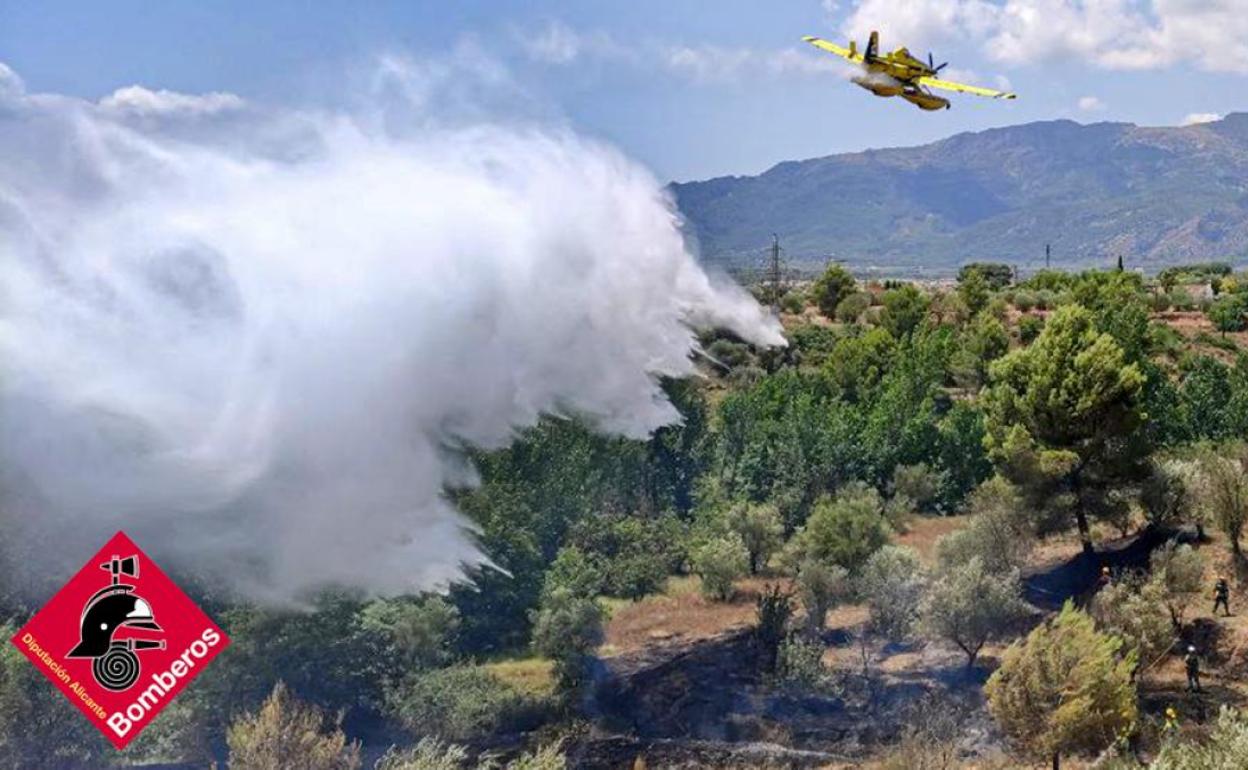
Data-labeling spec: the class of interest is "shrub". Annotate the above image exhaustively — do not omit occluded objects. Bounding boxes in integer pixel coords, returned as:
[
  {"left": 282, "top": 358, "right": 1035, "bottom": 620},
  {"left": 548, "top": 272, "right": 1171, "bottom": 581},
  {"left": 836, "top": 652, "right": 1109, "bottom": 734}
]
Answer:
[
  {"left": 530, "top": 587, "right": 604, "bottom": 691},
  {"left": 226, "top": 682, "right": 360, "bottom": 770},
  {"left": 835, "top": 291, "right": 871, "bottom": 323},
  {"left": 812, "top": 263, "right": 857, "bottom": 319},
  {"left": 776, "top": 636, "right": 830, "bottom": 691},
  {"left": 890, "top": 463, "right": 942, "bottom": 511},
  {"left": 755, "top": 585, "right": 795, "bottom": 673},
  {"left": 1207, "top": 294, "right": 1248, "bottom": 334},
  {"left": 540, "top": 546, "right": 606, "bottom": 601},
  {"left": 360, "top": 595, "right": 460, "bottom": 673},
  {"left": 985, "top": 602, "right": 1136, "bottom": 769},
  {"left": 1150, "top": 706, "right": 1248, "bottom": 769},
  {"left": 374, "top": 739, "right": 469, "bottom": 770},
  {"left": 570, "top": 515, "right": 684, "bottom": 599},
  {"left": 386, "top": 666, "right": 532, "bottom": 741},
  {"left": 1150, "top": 540, "right": 1205, "bottom": 630},
  {"left": 1017, "top": 314, "right": 1044, "bottom": 344},
  {"left": 727, "top": 502, "right": 784, "bottom": 574},
  {"left": 1091, "top": 574, "right": 1174, "bottom": 669},
  {"left": 795, "top": 559, "right": 851, "bottom": 634},
  {"left": 935, "top": 477, "right": 1033, "bottom": 575},
  {"left": 788, "top": 484, "right": 890, "bottom": 574},
  {"left": 706, "top": 338, "right": 751, "bottom": 369},
  {"left": 691, "top": 534, "right": 749, "bottom": 601},
  {"left": 858, "top": 546, "right": 926, "bottom": 641},
  {"left": 780, "top": 290, "right": 805, "bottom": 314}
]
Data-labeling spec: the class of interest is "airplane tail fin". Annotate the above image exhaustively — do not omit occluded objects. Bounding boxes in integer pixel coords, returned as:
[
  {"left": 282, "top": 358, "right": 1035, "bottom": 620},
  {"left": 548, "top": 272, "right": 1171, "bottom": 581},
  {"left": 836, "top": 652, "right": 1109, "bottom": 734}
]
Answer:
[{"left": 866, "top": 31, "right": 879, "bottom": 61}]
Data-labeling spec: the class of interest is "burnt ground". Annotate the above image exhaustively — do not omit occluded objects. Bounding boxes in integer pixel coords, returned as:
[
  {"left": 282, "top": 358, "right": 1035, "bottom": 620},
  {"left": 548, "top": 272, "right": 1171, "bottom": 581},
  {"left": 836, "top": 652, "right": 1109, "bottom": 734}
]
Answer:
[
  {"left": 566, "top": 525, "right": 1212, "bottom": 769},
  {"left": 569, "top": 627, "right": 1000, "bottom": 769},
  {"left": 1022, "top": 524, "right": 1198, "bottom": 610}
]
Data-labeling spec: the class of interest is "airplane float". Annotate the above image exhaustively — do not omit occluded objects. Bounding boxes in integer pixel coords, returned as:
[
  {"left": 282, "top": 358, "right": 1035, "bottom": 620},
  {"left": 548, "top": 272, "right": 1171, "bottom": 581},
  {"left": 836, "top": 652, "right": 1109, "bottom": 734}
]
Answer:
[{"left": 803, "top": 31, "right": 1017, "bottom": 111}]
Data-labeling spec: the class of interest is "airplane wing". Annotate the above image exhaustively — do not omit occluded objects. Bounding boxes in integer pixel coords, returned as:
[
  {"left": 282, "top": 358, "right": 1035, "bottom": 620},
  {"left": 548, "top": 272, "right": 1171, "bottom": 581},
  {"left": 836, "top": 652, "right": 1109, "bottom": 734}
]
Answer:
[
  {"left": 918, "top": 76, "right": 1017, "bottom": 100},
  {"left": 802, "top": 35, "right": 862, "bottom": 63}
]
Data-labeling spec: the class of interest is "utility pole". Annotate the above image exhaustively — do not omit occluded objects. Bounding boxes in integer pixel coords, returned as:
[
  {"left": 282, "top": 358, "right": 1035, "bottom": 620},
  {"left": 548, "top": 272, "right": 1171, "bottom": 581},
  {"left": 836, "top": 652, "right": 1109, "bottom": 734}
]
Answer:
[
  {"left": 1045, "top": 243, "right": 1051, "bottom": 270},
  {"left": 766, "top": 233, "right": 784, "bottom": 313}
]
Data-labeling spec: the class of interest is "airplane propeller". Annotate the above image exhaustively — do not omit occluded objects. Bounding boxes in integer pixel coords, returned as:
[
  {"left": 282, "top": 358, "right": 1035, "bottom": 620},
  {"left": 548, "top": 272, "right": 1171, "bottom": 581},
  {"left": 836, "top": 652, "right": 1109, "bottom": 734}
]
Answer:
[{"left": 928, "top": 53, "right": 948, "bottom": 73}]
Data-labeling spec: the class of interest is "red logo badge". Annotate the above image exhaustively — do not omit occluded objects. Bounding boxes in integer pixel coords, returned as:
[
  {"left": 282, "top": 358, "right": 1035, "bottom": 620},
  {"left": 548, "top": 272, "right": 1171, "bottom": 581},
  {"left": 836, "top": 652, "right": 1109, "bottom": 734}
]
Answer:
[{"left": 10, "top": 531, "right": 229, "bottom": 749}]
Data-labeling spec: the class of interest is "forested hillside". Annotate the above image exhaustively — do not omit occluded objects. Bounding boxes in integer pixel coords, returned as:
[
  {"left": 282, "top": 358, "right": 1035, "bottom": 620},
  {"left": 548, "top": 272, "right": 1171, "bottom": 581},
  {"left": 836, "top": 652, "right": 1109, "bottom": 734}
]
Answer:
[{"left": 672, "top": 115, "right": 1248, "bottom": 272}]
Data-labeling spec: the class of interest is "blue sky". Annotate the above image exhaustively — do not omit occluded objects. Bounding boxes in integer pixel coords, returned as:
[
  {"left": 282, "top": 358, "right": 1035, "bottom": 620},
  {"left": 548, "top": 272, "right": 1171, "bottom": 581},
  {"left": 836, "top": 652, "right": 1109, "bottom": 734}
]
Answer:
[{"left": 2, "top": 0, "right": 1245, "bottom": 181}]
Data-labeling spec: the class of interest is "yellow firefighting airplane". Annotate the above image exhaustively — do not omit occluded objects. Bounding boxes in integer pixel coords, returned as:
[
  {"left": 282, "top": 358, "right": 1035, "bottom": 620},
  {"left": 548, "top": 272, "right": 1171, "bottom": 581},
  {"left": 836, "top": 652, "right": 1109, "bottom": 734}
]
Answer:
[{"left": 803, "top": 31, "right": 1017, "bottom": 111}]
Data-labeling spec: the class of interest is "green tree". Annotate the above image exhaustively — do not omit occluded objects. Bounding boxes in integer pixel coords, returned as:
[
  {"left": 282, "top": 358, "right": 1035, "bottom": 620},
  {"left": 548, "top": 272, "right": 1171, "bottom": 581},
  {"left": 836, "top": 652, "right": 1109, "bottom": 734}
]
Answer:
[
  {"left": 1208, "top": 293, "right": 1248, "bottom": 335},
  {"left": 540, "top": 546, "right": 606, "bottom": 602},
  {"left": 530, "top": 587, "right": 604, "bottom": 691},
  {"left": 1197, "top": 444, "right": 1248, "bottom": 555},
  {"left": 1018, "top": 314, "right": 1044, "bottom": 344},
  {"left": 795, "top": 559, "right": 852, "bottom": 634},
  {"left": 227, "top": 683, "right": 361, "bottom": 770},
  {"left": 921, "top": 557, "right": 1028, "bottom": 669},
  {"left": 880, "top": 284, "right": 931, "bottom": 338},
  {"left": 985, "top": 602, "right": 1137, "bottom": 770},
  {"left": 386, "top": 666, "right": 530, "bottom": 741},
  {"left": 835, "top": 291, "right": 871, "bottom": 323},
  {"left": 1150, "top": 541, "right": 1205, "bottom": 631},
  {"left": 788, "top": 485, "right": 891, "bottom": 574},
  {"left": 691, "top": 534, "right": 749, "bottom": 601},
  {"left": 890, "top": 463, "right": 941, "bottom": 512},
  {"left": 1090, "top": 574, "right": 1174, "bottom": 673},
  {"left": 958, "top": 269, "right": 991, "bottom": 316},
  {"left": 360, "top": 596, "right": 460, "bottom": 673},
  {"left": 953, "top": 312, "right": 1010, "bottom": 389},
  {"left": 826, "top": 327, "right": 896, "bottom": 402},
  {"left": 727, "top": 502, "right": 784, "bottom": 574},
  {"left": 935, "top": 476, "right": 1034, "bottom": 575},
  {"left": 959, "top": 262, "right": 1013, "bottom": 290},
  {"left": 982, "top": 304, "right": 1147, "bottom": 554},
  {"left": 811, "top": 263, "right": 857, "bottom": 319},
  {"left": 858, "top": 546, "right": 926, "bottom": 641}
]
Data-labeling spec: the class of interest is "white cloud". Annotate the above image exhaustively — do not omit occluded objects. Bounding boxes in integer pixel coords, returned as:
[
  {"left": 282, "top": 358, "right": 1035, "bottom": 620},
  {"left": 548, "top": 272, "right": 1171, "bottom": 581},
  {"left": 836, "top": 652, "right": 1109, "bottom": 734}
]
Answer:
[
  {"left": 1181, "top": 112, "right": 1222, "bottom": 126},
  {"left": 1078, "top": 95, "right": 1106, "bottom": 112},
  {"left": 100, "top": 85, "right": 244, "bottom": 116},
  {"left": 662, "top": 44, "right": 840, "bottom": 83},
  {"left": 515, "top": 21, "right": 840, "bottom": 84},
  {"left": 837, "top": 0, "right": 1248, "bottom": 73},
  {"left": 0, "top": 61, "right": 25, "bottom": 102}
]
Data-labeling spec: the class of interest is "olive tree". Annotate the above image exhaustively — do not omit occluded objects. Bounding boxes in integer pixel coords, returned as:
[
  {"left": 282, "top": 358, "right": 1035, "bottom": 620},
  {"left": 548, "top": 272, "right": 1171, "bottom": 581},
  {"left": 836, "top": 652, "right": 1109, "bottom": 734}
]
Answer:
[
  {"left": 1196, "top": 445, "right": 1248, "bottom": 555},
  {"left": 921, "top": 557, "right": 1028, "bottom": 669},
  {"left": 858, "top": 546, "right": 926, "bottom": 641}
]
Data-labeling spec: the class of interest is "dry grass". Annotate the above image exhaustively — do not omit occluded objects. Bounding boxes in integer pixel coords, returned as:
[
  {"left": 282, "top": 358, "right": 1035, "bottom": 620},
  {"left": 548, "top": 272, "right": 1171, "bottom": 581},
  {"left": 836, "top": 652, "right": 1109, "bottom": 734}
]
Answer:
[
  {"left": 600, "top": 574, "right": 791, "bottom": 657},
  {"left": 480, "top": 656, "right": 557, "bottom": 698},
  {"left": 895, "top": 514, "right": 970, "bottom": 565}
]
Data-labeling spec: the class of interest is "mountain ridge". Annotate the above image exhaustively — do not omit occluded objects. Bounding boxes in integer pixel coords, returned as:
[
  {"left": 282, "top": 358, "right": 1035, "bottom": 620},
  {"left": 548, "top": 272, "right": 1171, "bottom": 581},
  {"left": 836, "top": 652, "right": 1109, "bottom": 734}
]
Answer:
[{"left": 672, "top": 114, "right": 1248, "bottom": 274}]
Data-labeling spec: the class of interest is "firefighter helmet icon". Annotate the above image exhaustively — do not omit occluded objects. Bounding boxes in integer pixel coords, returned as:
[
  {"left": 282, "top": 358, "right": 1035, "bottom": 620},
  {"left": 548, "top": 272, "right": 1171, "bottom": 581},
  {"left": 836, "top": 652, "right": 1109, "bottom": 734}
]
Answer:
[{"left": 66, "top": 554, "right": 166, "bottom": 691}]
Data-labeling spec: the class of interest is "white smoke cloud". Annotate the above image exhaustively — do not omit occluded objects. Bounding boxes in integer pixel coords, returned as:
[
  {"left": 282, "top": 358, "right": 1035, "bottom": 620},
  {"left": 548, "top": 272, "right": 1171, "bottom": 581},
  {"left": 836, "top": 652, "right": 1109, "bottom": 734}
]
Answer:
[
  {"left": 1181, "top": 112, "right": 1221, "bottom": 126},
  {"left": 0, "top": 59, "right": 782, "bottom": 601}
]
